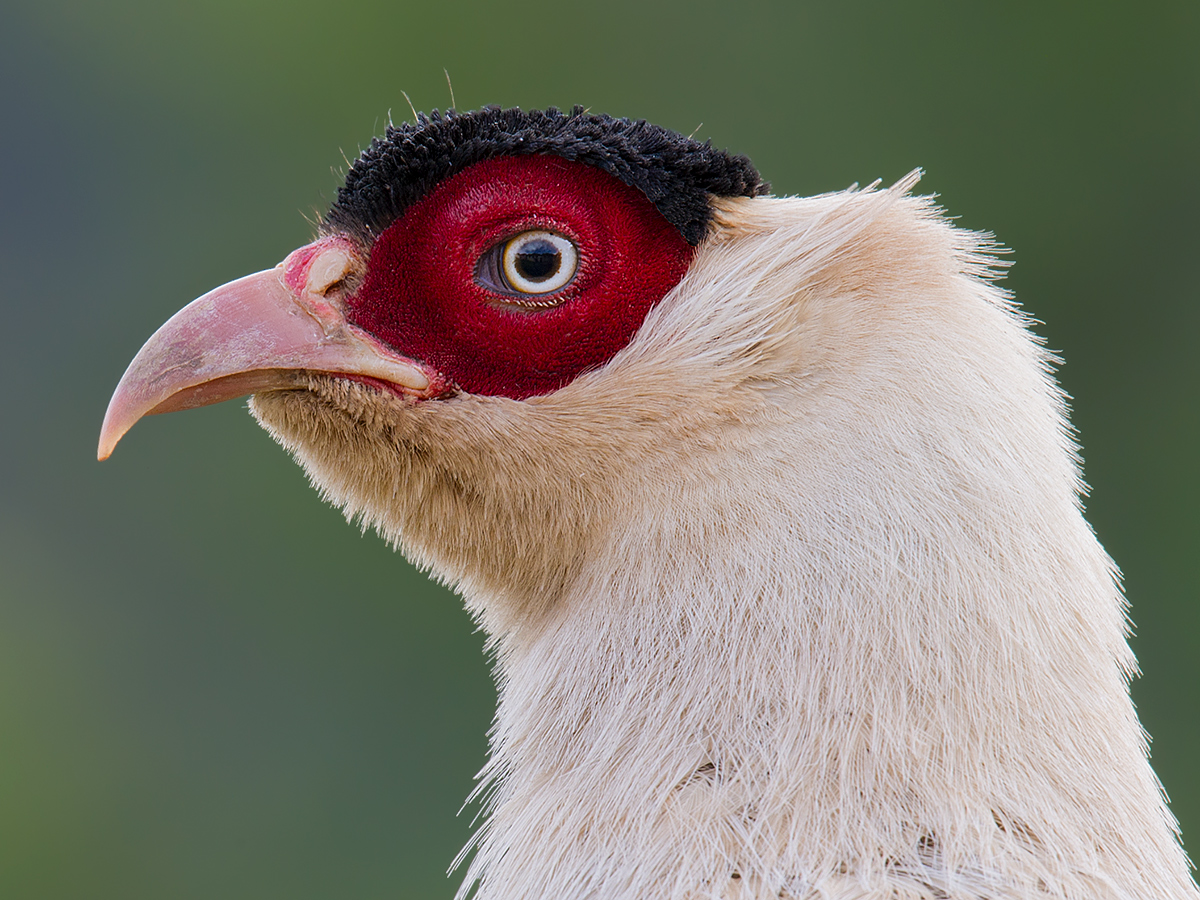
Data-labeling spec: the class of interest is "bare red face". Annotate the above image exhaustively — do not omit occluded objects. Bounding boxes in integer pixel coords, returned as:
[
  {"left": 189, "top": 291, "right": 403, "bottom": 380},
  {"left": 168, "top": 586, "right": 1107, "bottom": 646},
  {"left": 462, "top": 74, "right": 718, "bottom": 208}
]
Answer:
[{"left": 345, "top": 155, "right": 695, "bottom": 399}]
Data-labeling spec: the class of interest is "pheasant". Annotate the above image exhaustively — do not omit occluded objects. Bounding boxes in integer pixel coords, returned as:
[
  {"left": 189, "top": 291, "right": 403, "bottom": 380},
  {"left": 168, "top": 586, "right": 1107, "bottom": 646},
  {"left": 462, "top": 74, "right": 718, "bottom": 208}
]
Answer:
[{"left": 99, "top": 107, "right": 1198, "bottom": 900}]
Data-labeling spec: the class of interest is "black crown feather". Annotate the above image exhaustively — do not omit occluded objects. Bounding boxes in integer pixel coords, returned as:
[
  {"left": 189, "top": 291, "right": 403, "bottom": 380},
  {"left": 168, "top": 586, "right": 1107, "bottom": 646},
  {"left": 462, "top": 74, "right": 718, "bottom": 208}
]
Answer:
[{"left": 323, "top": 106, "right": 767, "bottom": 247}]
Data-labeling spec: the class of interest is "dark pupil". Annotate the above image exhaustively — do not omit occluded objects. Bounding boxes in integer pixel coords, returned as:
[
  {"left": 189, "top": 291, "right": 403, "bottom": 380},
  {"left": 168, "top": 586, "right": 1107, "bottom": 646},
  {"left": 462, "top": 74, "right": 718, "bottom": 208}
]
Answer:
[{"left": 515, "top": 240, "right": 560, "bottom": 282}]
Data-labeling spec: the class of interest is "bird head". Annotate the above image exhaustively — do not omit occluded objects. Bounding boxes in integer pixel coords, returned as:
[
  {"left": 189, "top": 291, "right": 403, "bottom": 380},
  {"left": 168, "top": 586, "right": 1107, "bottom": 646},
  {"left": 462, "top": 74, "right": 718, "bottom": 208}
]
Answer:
[
  {"left": 99, "top": 106, "right": 791, "bottom": 632},
  {"left": 97, "top": 106, "right": 1034, "bottom": 644}
]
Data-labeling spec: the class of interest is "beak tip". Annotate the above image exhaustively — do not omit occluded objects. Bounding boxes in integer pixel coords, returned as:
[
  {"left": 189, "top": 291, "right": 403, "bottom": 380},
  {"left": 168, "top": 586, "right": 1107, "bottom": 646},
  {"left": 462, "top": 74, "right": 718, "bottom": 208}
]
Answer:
[{"left": 98, "top": 402, "right": 131, "bottom": 461}]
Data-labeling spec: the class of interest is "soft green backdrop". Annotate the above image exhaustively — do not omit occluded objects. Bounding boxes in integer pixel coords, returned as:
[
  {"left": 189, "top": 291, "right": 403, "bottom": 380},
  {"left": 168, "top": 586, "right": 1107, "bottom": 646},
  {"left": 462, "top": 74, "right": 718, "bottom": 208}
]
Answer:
[{"left": 1, "top": 2, "right": 1196, "bottom": 898}]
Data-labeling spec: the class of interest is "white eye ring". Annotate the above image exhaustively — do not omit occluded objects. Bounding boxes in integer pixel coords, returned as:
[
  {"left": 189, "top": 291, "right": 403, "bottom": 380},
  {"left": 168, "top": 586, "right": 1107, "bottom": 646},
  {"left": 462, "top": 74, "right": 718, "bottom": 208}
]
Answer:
[{"left": 500, "top": 231, "right": 578, "bottom": 295}]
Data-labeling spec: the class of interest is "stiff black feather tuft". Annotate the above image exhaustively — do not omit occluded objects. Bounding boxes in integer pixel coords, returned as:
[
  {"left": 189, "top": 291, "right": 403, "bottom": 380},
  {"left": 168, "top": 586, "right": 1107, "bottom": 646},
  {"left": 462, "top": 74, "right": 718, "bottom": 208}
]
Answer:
[{"left": 323, "top": 106, "right": 766, "bottom": 247}]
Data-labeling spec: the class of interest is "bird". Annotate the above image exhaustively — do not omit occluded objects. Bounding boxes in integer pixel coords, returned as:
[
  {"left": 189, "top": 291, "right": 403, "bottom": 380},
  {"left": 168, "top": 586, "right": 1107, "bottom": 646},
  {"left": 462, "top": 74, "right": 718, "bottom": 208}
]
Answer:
[{"left": 99, "top": 106, "right": 1198, "bottom": 900}]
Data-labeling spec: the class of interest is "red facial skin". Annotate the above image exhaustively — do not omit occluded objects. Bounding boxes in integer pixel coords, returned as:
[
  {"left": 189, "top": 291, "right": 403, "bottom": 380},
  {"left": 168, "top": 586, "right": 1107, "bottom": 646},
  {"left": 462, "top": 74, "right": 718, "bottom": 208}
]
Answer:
[{"left": 345, "top": 155, "right": 695, "bottom": 399}]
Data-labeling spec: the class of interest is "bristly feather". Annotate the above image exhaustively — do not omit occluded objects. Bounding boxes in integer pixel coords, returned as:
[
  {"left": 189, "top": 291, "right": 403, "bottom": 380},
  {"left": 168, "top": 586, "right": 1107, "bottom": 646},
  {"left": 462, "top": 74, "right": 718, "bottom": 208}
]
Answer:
[{"left": 323, "top": 106, "right": 767, "bottom": 246}]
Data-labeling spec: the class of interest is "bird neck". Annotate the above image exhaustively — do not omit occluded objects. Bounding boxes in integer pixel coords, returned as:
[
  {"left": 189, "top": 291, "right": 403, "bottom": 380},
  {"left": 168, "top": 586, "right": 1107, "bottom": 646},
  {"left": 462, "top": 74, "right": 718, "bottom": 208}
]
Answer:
[{"left": 462, "top": 429, "right": 1196, "bottom": 900}]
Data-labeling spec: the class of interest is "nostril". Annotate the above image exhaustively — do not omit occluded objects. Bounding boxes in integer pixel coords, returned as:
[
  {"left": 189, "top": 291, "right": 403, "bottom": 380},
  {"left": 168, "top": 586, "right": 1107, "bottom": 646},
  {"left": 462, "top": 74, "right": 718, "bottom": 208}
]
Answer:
[
  {"left": 307, "top": 247, "right": 354, "bottom": 296},
  {"left": 281, "top": 236, "right": 361, "bottom": 296}
]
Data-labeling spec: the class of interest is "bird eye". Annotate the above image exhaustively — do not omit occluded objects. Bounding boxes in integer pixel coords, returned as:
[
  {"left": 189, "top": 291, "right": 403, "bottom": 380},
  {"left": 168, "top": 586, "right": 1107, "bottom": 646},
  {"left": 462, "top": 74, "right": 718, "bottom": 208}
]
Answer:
[
  {"left": 477, "top": 230, "right": 578, "bottom": 300},
  {"left": 503, "top": 231, "right": 577, "bottom": 294}
]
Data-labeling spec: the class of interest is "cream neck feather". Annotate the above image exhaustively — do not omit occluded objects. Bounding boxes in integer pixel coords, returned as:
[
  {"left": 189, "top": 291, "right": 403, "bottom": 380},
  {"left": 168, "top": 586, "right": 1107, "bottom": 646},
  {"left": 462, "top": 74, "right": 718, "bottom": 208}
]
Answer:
[{"left": 254, "top": 177, "right": 1197, "bottom": 899}]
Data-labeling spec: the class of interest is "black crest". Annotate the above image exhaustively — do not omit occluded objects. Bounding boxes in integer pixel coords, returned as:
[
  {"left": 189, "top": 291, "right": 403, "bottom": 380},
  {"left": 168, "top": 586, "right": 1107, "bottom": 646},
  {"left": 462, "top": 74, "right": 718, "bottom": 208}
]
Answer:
[{"left": 323, "top": 106, "right": 767, "bottom": 247}]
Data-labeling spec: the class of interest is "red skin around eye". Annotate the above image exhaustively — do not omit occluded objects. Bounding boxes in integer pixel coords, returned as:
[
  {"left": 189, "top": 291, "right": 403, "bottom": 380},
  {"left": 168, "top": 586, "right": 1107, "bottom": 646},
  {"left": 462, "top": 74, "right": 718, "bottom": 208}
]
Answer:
[{"left": 344, "top": 155, "right": 695, "bottom": 399}]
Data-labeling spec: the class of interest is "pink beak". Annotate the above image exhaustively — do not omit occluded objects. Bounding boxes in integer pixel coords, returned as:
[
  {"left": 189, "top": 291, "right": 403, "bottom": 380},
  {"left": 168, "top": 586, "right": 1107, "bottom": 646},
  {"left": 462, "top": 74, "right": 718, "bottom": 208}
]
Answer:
[{"left": 98, "top": 238, "right": 435, "bottom": 460}]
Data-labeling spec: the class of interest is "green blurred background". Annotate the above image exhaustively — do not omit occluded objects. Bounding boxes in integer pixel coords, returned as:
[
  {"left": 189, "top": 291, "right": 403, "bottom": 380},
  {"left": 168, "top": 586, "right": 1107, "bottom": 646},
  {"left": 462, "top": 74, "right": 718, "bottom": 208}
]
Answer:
[{"left": 1, "top": 1, "right": 1196, "bottom": 897}]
